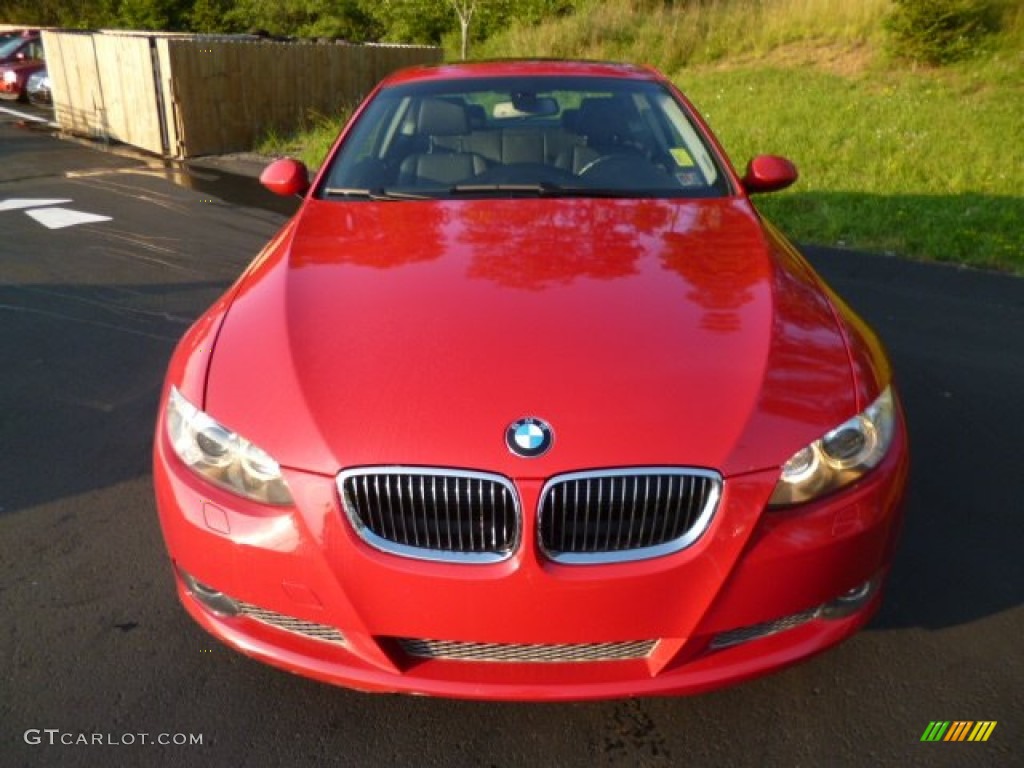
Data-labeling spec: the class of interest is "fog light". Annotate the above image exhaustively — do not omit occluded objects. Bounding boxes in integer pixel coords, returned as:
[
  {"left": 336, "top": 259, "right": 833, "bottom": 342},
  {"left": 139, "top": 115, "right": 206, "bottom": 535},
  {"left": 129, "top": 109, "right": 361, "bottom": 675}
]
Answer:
[
  {"left": 177, "top": 567, "right": 240, "bottom": 616},
  {"left": 820, "top": 577, "right": 879, "bottom": 620}
]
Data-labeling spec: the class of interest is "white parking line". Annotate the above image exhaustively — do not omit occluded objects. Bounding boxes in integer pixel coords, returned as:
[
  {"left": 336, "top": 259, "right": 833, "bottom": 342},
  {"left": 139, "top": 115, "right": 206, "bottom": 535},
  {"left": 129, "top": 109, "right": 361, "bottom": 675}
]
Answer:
[
  {"left": 26, "top": 207, "right": 112, "bottom": 230},
  {"left": 0, "top": 198, "right": 72, "bottom": 211},
  {"left": 0, "top": 104, "right": 57, "bottom": 127},
  {"left": 1, "top": 198, "right": 112, "bottom": 229}
]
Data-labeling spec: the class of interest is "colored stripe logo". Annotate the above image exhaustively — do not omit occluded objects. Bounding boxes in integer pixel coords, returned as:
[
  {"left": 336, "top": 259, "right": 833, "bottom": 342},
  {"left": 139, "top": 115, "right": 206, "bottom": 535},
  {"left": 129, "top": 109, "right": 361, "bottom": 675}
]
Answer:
[{"left": 921, "top": 721, "right": 997, "bottom": 742}]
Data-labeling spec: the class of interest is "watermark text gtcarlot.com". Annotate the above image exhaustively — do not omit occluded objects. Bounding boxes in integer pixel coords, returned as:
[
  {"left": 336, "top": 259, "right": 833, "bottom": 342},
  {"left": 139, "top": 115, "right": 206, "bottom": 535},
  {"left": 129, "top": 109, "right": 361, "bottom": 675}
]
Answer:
[{"left": 24, "top": 730, "right": 203, "bottom": 746}]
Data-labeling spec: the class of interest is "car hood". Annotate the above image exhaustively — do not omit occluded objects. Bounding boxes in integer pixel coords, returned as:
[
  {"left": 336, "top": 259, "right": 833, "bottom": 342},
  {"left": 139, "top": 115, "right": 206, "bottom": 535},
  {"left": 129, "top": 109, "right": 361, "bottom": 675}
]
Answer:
[
  {"left": 0, "top": 60, "right": 42, "bottom": 72},
  {"left": 205, "top": 197, "right": 856, "bottom": 479}
]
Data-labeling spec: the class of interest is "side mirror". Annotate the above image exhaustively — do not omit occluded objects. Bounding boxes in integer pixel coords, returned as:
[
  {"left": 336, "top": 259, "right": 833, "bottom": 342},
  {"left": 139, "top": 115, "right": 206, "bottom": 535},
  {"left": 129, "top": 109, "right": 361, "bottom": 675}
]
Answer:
[
  {"left": 260, "top": 158, "right": 310, "bottom": 197},
  {"left": 741, "top": 155, "right": 798, "bottom": 194}
]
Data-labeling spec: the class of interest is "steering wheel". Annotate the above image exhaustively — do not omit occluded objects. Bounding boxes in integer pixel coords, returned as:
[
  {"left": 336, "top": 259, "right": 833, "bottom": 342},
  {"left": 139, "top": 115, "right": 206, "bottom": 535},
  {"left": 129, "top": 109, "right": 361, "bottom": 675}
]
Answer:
[
  {"left": 576, "top": 153, "right": 682, "bottom": 192},
  {"left": 576, "top": 154, "right": 618, "bottom": 177}
]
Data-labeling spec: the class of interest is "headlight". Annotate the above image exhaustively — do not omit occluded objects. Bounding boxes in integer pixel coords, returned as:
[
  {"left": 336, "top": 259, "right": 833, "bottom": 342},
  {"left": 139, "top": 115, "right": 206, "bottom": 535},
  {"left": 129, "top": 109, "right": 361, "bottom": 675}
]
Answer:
[
  {"left": 768, "top": 386, "right": 896, "bottom": 506},
  {"left": 3, "top": 71, "right": 17, "bottom": 84},
  {"left": 165, "top": 386, "right": 293, "bottom": 505}
]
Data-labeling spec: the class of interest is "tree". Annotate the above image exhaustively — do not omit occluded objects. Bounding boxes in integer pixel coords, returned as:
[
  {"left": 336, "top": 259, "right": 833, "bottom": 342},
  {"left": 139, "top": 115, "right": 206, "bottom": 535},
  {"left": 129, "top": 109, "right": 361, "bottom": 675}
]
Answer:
[
  {"left": 367, "top": 0, "right": 517, "bottom": 58},
  {"left": 884, "top": 0, "right": 1002, "bottom": 65},
  {"left": 223, "top": 0, "right": 380, "bottom": 40},
  {"left": 447, "top": 0, "right": 579, "bottom": 59},
  {"left": 366, "top": 0, "right": 452, "bottom": 46},
  {"left": 0, "top": 0, "right": 580, "bottom": 46},
  {"left": 115, "top": 0, "right": 190, "bottom": 30},
  {"left": 446, "top": 0, "right": 477, "bottom": 59},
  {"left": 189, "top": 0, "right": 233, "bottom": 33}
]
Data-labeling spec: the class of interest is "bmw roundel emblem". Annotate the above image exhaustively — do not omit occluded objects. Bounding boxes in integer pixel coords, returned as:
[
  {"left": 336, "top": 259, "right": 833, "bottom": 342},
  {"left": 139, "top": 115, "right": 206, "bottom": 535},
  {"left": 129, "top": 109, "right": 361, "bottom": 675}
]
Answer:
[{"left": 506, "top": 417, "right": 554, "bottom": 458}]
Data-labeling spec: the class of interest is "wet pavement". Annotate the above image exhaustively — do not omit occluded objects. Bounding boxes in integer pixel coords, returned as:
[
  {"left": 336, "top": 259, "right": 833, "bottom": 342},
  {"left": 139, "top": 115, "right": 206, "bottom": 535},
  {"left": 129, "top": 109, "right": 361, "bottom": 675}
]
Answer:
[{"left": 0, "top": 103, "right": 300, "bottom": 217}]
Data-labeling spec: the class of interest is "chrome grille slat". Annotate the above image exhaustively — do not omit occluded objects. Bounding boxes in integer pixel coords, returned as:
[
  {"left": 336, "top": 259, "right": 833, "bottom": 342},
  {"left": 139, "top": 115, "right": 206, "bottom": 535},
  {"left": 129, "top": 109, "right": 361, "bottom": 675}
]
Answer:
[
  {"left": 582, "top": 480, "right": 591, "bottom": 552},
  {"left": 441, "top": 476, "right": 451, "bottom": 550},
  {"left": 637, "top": 476, "right": 649, "bottom": 548},
  {"left": 454, "top": 477, "right": 464, "bottom": 551},
  {"left": 654, "top": 476, "right": 667, "bottom": 547},
  {"left": 376, "top": 475, "right": 387, "bottom": 541},
  {"left": 476, "top": 479, "right": 483, "bottom": 549},
  {"left": 397, "top": 637, "right": 656, "bottom": 664},
  {"left": 538, "top": 468, "right": 722, "bottom": 564},
  {"left": 417, "top": 475, "right": 426, "bottom": 547},
  {"left": 616, "top": 477, "right": 626, "bottom": 549},
  {"left": 685, "top": 475, "right": 698, "bottom": 540},
  {"left": 339, "top": 468, "right": 520, "bottom": 564},
  {"left": 563, "top": 484, "right": 572, "bottom": 553}
]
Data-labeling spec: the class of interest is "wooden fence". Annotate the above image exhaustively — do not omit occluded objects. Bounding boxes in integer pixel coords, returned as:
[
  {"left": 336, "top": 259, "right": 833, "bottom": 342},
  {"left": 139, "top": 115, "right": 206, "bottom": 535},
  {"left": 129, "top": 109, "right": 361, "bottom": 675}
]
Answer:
[{"left": 41, "top": 31, "right": 441, "bottom": 158}]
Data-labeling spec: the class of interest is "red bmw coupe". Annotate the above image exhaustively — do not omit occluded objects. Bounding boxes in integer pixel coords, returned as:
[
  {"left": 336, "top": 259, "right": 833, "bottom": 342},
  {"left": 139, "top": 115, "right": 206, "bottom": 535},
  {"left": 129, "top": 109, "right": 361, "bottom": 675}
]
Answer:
[{"left": 153, "top": 60, "right": 909, "bottom": 701}]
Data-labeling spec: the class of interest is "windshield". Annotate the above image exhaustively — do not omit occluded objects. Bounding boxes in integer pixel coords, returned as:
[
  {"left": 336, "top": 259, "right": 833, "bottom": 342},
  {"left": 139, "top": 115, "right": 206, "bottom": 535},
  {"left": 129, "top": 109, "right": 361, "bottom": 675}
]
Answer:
[
  {"left": 0, "top": 38, "right": 25, "bottom": 60},
  {"left": 319, "top": 76, "right": 730, "bottom": 200}
]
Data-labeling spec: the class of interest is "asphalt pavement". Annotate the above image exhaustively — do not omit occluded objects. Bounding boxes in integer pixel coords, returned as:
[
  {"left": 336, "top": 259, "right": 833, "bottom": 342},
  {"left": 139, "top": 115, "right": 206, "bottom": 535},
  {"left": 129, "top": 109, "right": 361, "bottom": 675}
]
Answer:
[{"left": 0, "top": 115, "right": 1020, "bottom": 768}]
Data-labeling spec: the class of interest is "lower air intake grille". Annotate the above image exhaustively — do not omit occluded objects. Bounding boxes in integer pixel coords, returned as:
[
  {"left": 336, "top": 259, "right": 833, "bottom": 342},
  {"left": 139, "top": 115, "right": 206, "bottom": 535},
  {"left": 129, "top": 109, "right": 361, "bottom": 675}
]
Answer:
[
  {"left": 338, "top": 467, "right": 519, "bottom": 563},
  {"left": 238, "top": 601, "right": 346, "bottom": 645},
  {"left": 709, "top": 607, "right": 820, "bottom": 650},
  {"left": 539, "top": 468, "right": 722, "bottom": 564},
  {"left": 397, "top": 637, "right": 656, "bottom": 663}
]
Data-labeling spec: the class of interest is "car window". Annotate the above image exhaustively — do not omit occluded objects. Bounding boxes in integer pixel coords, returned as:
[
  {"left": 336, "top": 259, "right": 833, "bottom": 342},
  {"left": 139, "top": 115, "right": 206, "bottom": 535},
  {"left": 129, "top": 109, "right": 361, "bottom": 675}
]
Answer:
[
  {"left": 0, "top": 38, "right": 24, "bottom": 59},
  {"left": 319, "top": 76, "right": 730, "bottom": 200}
]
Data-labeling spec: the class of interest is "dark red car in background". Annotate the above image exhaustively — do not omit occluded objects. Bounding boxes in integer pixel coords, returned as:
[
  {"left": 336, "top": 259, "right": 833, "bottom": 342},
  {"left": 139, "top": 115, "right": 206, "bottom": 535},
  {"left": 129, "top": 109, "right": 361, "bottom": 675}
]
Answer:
[{"left": 0, "top": 31, "right": 45, "bottom": 101}]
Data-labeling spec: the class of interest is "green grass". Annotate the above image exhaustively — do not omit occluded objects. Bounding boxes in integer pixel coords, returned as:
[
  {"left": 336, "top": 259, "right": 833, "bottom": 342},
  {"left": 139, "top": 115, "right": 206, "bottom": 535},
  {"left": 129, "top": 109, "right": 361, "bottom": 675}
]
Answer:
[
  {"left": 473, "top": 0, "right": 891, "bottom": 69},
  {"left": 680, "top": 63, "right": 1023, "bottom": 271},
  {"left": 257, "top": 107, "right": 355, "bottom": 171},
  {"left": 258, "top": 0, "right": 1024, "bottom": 273}
]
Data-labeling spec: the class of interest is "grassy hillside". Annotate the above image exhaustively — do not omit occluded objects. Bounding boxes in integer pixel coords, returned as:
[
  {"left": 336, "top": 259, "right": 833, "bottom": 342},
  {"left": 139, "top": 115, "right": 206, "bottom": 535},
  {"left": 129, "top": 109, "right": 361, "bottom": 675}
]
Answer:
[
  {"left": 262, "top": 0, "right": 1024, "bottom": 272},
  {"left": 474, "top": 0, "right": 892, "bottom": 69}
]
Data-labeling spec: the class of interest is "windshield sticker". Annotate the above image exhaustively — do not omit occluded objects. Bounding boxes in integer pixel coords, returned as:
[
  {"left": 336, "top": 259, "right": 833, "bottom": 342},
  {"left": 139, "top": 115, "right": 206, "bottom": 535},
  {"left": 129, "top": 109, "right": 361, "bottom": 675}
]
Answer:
[{"left": 670, "top": 148, "right": 696, "bottom": 167}]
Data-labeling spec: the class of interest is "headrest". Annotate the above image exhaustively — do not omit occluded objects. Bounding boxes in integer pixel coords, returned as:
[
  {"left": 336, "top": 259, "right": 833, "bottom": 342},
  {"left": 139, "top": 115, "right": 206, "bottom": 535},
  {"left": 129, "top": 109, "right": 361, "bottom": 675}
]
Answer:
[
  {"left": 577, "top": 98, "right": 634, "bottom": 143},
  {"left": 560, "top": 108, "right": 581, "bottom": 133},
  {"left": 417, "top": 98, "right": 469, "bottom": 136},
  {"left": 466, "top": 103, "right": 487, "bottom": 129}
]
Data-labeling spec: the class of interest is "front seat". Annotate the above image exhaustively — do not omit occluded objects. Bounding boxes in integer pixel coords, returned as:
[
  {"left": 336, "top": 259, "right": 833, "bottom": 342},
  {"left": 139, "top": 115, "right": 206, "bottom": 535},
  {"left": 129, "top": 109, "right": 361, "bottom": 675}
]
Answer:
[
  {"left": 557, "top": 97, "right": 645, "bottom": 174},
  {"left": 398, "top": 99, "right": 487, "bottom": 186}
]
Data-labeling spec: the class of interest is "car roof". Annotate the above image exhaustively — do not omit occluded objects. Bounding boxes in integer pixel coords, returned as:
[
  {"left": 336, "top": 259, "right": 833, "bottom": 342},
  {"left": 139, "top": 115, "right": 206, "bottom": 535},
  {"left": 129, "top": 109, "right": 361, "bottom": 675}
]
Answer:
[{"left": 380, "top": 59, "right": 664, "bottom": 87}]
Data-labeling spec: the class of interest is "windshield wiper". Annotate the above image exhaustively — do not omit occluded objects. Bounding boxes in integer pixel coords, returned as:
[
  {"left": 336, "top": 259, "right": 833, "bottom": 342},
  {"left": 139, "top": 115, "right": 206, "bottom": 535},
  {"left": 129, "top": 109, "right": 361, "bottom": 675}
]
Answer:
[
  {"left": 449, "top": 182, "right": 637, "bottom": 198},
  {"left": 449, "top": 183, "right": 555, "bottom": 196},
  {"left": 321, "top": 187, "right": 433, "bottom": 201},
  {"left": 323, "top": 184, "right": 642, "bottom": 201}
]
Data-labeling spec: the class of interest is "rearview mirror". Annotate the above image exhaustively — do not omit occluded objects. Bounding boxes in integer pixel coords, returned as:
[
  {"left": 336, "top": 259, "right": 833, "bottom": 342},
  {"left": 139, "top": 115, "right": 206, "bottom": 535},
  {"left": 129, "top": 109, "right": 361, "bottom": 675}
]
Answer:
[
  {"left": 260, "top": 158, "right": 310, "bottom": 197},
  {"left": 493, "top": 96, "right": 559, "bottom": 119},
  {"left": 742, "top": 155, "right": 798, "bottom": 194}
]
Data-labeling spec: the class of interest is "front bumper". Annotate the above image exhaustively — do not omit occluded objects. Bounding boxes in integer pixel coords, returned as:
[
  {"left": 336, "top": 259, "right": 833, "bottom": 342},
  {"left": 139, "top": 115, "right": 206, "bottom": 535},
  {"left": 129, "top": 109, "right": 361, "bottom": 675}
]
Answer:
[
  {"left": 154, "top": 419, "right": 908, "bottom": 701},
  {"left": 27, "top": 87, "right": 50, "bottom": 105}
]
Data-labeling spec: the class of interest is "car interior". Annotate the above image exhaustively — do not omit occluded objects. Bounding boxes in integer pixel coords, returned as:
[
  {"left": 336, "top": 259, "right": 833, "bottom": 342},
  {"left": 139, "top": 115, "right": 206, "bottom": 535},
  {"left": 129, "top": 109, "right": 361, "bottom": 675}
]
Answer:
[{"left": 323, "top": 82, "right": 727, "bottom": 197}]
